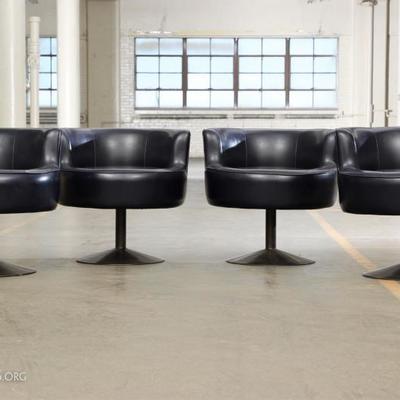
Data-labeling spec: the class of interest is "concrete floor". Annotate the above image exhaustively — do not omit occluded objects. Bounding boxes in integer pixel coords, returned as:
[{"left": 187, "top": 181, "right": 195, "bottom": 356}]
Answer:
[{"left": 1, "top": 161, "right": 400, "bottom": 399}]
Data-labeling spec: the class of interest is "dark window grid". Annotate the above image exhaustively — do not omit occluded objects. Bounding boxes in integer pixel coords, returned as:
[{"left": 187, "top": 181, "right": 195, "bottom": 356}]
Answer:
[
  {"left": 134, "top": 37, "right": 337, "bottom": 109},
  {"left": 37, "top": 38, "right": 58, "bottom": 108}
]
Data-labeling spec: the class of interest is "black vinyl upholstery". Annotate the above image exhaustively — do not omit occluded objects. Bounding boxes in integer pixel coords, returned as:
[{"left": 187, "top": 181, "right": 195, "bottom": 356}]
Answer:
[
  {"left": 59, "top": 129, "right": 190, "bottom": 209},
  {"left": 337, "top": 127, "right": 400, "bottom": 215},
  {"left": 0, "top": 129, "right": 60, "bottom": 213},
  {"left": 203, "top": 128, "right": 337, "bottom": 209}
]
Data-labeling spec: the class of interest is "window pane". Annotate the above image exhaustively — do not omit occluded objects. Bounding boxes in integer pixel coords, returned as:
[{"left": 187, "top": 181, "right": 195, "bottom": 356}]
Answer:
[
  {"left": 136, "top": 73, "right": 158, "bottom": 89},
  {"left": 314, "top": 56, "right": 336, "bottom": 72},
  {"left": 211, "top": 74, "right": 233, "bottom": 89},
  {"left": 160, "top": 73, "right": 181, "bottom": 89},
  {"left": 291, "top": 57, "right": 313, "bottom": 73},
  {"left": 51, "top": 74, "right": 57, "bottom": 89},
  {"left": 263, "top": 39, "right": 286, "bottom": 55},
  {"left": 187, "top": 91, "right": 210, "bottom": 107},
  {"left": 40, "top": 56, "right": 51, "bottom": 72},
  {"left": 39, "top": 90, "right": 51, "bottom": 107},
  {"left": 238, "top": 91, "right": 261, "bottom": 108},
  {"left": 239, "top": 74, "right": 261, "bottom": 89},
  {"left": 238, "top": 39, "right": 262, "bottom": 55},
  {"left": 52, "top": 57, "right": 57, "bottom": 72},
  {"left": 39, "top": 74, "right": 51, "bottom": 89},
  {"left": 159, "top": 91, "right": 182, "bottom": 107},
  {"left": 159, "top": 38, "right": 182, "bottom": 55},
  {"left": 239, "top": 57, "right": 262, "bottom": 72},
  {"left": 262, "top": 91, "right": 286, "bottom": 108},
  {"left": 290, "top": 38, "right": 313, "bottom": 55},
  {"left": 314, "top": 74, "right": 336, "bottom": 89},
  {"left": 188, "top": 74, "right": 210, "bottom": 89},
  {"left": 136, "top": 57, "right": 158, "bottom": 73},
  {"left": 314, "top": 91, "right": 336, "bottom": 107},
  {"left": 136, "top": 90, "right": 158, "bottom": 107},
  {"left": 211, "top": 91, "right": 234, "bottom": 107},
  {"left": 187, "top": 38, "right": 210, "bottom": 55},
  {"left": 290, "top": 91, "right": 313, "bottom": 107},
  {"left": 51, "top": 91, "right": 57, "bottom": 107},
  {"left": 211, "top": 38, "right": 234, "bottom": 55},
  {"left": 160, "top": 57, "right": 182, "bottom": 73},
  {"left": 211, "top": 57, "right": 233, "bottom": 73},
  {"left": 40, "top": 38, "right": 51, "bottom": 55},
  {"left": 262, "top": 74, "right": 285, "bottom": 89},
  {"left": 188, "top": 57, "right": 210, "bottom": 73},
  {"left": 136, "top": 38, "right": 158, "bottom": 55},
  {"left": 51, "top": 38, "right": 57, "bottom": 55},
  {"left": 314, "top": 38, "right": 337, "bottom": 55},
  {"left": 291, "top": 73, "right": 313, "bottom": 89},
  {"left": 263, "top": 57, "right": 284, "bottom": 73}
]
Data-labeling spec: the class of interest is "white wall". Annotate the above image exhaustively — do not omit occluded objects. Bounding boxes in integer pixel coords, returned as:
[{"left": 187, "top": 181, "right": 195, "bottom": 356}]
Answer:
[{"left": 26, "top": 0, "right": 399, "bottom": 157}]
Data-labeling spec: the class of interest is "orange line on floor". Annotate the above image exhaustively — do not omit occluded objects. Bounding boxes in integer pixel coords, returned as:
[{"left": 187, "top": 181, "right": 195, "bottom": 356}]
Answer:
[{"left": 309, "top": 210, "right": 400, "bottom": 302}]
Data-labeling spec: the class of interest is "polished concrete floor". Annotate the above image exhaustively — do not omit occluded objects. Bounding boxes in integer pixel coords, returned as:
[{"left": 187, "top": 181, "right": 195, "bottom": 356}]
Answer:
[{"left": 1, "top": 162, "right": 400, "bottom": 399}]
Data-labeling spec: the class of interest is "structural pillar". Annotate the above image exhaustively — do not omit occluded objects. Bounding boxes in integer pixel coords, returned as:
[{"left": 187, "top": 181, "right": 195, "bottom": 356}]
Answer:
[
  {"left": 57, "top": 0, "right": 81, "bottom": 127},
  {"left": 28, "top": 17, "right": 41, "bottom": 128},
  {"left": 0, "top": 0, "right": 26, "bottom": 127}
]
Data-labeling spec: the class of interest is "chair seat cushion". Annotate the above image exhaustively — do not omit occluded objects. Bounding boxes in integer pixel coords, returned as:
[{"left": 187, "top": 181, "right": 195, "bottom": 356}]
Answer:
[
  {"left": 0, "top": 169, "right": 59, "bottom": 213},
  {"left": 205, "top": 166, "right": 337, "bottom": 209},
  {"left": 59, "top": 168, "right": 187, "bottom": 209},
  {"left": 339, "top": 169, "right": 400, "bottom": 215}
]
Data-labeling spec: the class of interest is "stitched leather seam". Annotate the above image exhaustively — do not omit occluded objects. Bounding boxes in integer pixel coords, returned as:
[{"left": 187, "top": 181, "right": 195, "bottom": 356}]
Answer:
[
  {"left": 374, "top": 133, "right": 380, "bottom": 169},
  {"left": 244, "top": 131, "right": 248, "bottom": 167},
  {"left": 94, "top": 134, "right": 97, "bottom": 168},
  {"left": 11, "top": 134, "right": 16, "bottom": 169},
  {"left": 294, "top": 132, "right": 299, "bottom": 168},
  {"left": 144, "top": 134, "right": 149, "bottom": 167}
]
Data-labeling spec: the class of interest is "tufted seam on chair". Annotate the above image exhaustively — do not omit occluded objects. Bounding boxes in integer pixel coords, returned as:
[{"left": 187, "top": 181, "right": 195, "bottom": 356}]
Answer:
[
  {"left": 94, "top": 134, "right": 97, "bottom": 168},
  {"left": 11, "top": 134, "right": 16, "bottom": 169},
  {"left": 374, "top": 132, "right": 381, "bottom": 170},
  {"left": 144, "top": 133, "right": 149, "bottom": 167},
  {"left": 294, "top": 132, "right": 300, "bottom": 168},
  {"left": 244, "top": 131, "right": 248, "bottom": 168}
]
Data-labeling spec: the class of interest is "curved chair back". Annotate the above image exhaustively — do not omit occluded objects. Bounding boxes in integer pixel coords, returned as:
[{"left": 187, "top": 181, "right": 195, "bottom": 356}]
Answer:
[
  {"left": 337, "top": 127, "right": 400, "bottom": 171},
  {"left": 60, "top": 128, "right": 190, "bottom": 170},
  {"left": 0, "top": 128, "right": 60, "bottom": 170},
  {"left": 203, "top": 128, "right": 336, "bottom": 169}
]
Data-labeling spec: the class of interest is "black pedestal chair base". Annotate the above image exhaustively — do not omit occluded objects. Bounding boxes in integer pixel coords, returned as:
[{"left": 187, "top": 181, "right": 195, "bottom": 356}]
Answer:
[
  {"left": 0, "top": 261, "right": 36, "bottom": 277},
  {"left": 227, "top": 209, "right": 315, "bottom": 266},
  {"left": 363, "top": 264, "right": 400, "bottom": 280},
  {"left": 77, "top": 208, "right": 164, "bottom": 266},
  {"left": 227, "top": 248, "right": 314, "bottom": 266},
  {"left": 77, "top": 248, "right": 163, "bottom": 265}
]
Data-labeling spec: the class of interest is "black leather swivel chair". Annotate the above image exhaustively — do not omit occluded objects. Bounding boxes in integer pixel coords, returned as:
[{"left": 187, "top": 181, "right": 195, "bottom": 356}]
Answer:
[
  {"left": 203, "top": 128, "right": 337, "bottom": 265},
  {"left": 337, "top": 127, "right": 400, "bottom": 280},
  {"left": 59, "top": 128, "right": 190, "bottom": 265},
  {"left": 0, "top": 129, "right": 60, "bottom": 277}
]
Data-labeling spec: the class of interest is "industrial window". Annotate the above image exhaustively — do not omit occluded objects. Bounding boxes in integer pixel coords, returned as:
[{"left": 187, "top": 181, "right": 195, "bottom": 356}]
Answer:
[
  {"left": 27, "top": 37, "right": 58, "bottom": 108},
  {"left": 134, "top": 37, "right": 337, "bottom": 110}
]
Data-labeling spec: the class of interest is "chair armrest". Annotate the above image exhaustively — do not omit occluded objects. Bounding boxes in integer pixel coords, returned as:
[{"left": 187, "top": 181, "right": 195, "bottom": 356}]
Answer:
[
  {"left": 203, "top": 129, "right": 222, "bottom": 168},
  {"left": 41, "top": 129, "right": 62, "bottom": 169},
  {"left": 171, "top": 131, "right": 190, "bottom": 170}
]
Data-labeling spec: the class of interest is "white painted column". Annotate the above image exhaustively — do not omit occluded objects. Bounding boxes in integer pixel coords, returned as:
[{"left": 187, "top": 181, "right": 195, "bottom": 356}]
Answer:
[
  {"left": 0, "top": 0, "right": 26, "bottom": 127},
  {"left": 57, "top": 0, "right": 81, "bottom": 127},
  {"left": 397, "top": 0, "right": 400, "bottom": 125},
  {"left": 28, "top": 17, "right": 41, "bottom": 128}
]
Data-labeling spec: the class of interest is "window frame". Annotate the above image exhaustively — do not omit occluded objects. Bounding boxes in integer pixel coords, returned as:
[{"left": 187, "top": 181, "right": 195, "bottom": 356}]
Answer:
[{"left": 134, "top": 36, "right": 338, "bottom": 111}]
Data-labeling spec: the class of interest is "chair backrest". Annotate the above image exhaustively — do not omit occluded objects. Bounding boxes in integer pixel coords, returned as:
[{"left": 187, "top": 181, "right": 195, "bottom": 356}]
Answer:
[
  {"left": 337, "top": 127, "right": 400, "bottom": 171},
  {"left": 0, "top": 129, "right": 60, "bottom": 170},
  {"left": 207, "top": 128, "right": 335, "bottom": 169},
  {"left": 60, "top": 129, "right": 183, "bottom": 168}
]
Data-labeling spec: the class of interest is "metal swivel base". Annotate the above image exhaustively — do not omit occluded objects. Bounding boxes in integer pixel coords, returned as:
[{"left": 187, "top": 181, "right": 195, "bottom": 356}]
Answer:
[
  {"left": 227, "top": 209, "right": 315, "bottom": 266},
  {"left": 77, "top": 248, "right": 164, "bottom": 265},
  {"left": 363, "top": 264, "right": 400, "bottom": 280},
  {"left": 0, "top": 261, "right": 36, "bottom": 277},
  {"left": 227, "top": 248, "right": 315, "bottom": 266}
]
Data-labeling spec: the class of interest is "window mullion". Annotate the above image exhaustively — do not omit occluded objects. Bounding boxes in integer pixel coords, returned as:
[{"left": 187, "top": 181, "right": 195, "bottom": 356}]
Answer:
[{"left": 233, "top": 38, "right": 239, "bottom": 108}]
